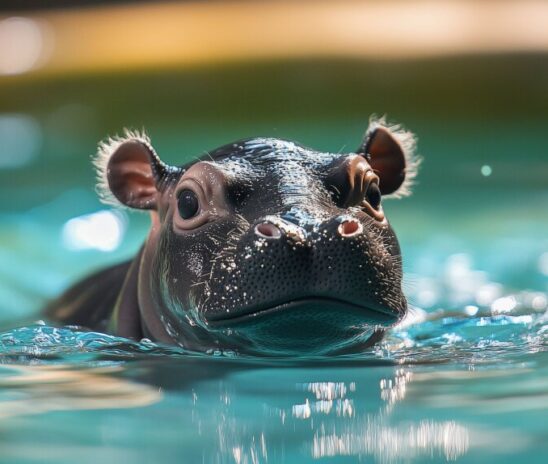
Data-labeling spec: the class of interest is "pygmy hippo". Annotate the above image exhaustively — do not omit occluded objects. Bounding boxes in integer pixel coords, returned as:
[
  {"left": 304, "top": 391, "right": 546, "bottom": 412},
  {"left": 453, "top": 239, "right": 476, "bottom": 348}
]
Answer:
[{"left": 46, "top": 117, "right": 420, "bottom": 356}]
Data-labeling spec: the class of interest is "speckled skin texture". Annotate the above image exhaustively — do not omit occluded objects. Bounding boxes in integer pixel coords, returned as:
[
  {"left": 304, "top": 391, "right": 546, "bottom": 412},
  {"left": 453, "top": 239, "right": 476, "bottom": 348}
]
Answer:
[{"left": 46, "top": 119, "right": 419, "bottom": 356}]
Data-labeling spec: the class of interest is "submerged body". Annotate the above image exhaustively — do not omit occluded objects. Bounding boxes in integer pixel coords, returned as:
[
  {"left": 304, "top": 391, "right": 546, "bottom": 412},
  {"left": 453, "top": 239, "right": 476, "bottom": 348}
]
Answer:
[{"left": 46, "top": 117, "right": 420, "bottom": 355}]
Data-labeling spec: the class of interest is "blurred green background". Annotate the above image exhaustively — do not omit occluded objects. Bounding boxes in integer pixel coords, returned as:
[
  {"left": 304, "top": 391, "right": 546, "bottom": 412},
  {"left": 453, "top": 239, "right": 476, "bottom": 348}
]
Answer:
[{"left": 0, "top": 0, "right": 547, "bottom": 323}]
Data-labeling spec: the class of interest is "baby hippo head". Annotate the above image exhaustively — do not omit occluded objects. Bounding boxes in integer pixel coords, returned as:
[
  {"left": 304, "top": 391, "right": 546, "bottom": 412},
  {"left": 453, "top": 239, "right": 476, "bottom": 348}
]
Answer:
[{"left": 97, "top": 118, "right": 419, "bottom": 355}]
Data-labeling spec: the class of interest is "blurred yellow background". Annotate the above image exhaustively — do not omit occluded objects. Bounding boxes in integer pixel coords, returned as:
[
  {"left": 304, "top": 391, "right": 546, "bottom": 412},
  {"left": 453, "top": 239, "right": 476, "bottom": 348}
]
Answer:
[{"left": 2, "top": 1, "right": 548, "bottom": 76}]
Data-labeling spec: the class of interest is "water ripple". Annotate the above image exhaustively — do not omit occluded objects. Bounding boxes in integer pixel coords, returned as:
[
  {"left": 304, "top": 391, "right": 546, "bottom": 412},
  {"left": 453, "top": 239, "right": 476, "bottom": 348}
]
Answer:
[{"left": 0, "top": 295, "right": 545, "bottom": 367}]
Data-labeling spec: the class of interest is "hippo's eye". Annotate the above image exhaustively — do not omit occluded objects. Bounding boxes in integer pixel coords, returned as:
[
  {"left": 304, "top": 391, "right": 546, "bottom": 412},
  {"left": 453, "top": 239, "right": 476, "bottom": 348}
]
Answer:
[
  {"left": 365, "top": 183, "right": 381, "bottom": 210},
  {"left": 177, "top": 189, "right": 200, "bottom": 219}
]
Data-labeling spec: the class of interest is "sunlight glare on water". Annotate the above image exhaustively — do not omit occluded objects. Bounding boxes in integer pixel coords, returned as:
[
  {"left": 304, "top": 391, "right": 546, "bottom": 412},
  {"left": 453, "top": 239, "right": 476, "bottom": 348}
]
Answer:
[{"left": 61, "top": 210, "right": 127, "bottom": 252}]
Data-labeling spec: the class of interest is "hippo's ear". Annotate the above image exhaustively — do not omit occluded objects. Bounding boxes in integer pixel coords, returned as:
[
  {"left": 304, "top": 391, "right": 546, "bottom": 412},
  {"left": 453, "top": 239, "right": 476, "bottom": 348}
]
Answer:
[
  {"left": 94, "top": 130, "right": 170, "bottom": 210},
  {"left": 358, "top": 117, "right": 421, "bottom": 197}
]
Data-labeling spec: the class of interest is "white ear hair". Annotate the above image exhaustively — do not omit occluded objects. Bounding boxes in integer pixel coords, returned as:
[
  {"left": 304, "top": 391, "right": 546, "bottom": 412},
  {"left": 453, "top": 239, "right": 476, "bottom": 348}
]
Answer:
[
  {"left": 93, "top": 129, "right": 153, "bottom": 207},
  {"left": 366, "top": 115, "right": 421, "bottom": 199}
]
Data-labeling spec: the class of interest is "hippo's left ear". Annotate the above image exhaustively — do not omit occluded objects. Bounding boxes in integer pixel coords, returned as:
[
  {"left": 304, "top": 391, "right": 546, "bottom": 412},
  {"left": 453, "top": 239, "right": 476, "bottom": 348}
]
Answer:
[
  {"left": 94, "top": 130, "right": 177, "bottom": 210},
  {"left": 358, "top": 118, "right": 421, "bottom": 197}
]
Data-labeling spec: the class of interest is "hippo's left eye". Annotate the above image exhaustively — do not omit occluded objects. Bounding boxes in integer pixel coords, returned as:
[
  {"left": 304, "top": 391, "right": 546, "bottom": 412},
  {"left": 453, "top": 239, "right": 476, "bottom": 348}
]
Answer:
[
  {"left": 177, "top": 189, "right": 200, "bottom": 219},
  {"left": 365, "top": 183, "right": 381, "bottom": 210}
]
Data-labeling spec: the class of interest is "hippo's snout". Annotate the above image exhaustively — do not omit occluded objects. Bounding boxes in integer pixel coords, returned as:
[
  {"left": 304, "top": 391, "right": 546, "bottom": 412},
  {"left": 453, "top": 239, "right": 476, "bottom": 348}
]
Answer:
[
  {"left": 203, "top": 213, "right": 405, "bottom": 331},
  {"left": 199, "top": 213, "right": 404, "bottom": 355}
]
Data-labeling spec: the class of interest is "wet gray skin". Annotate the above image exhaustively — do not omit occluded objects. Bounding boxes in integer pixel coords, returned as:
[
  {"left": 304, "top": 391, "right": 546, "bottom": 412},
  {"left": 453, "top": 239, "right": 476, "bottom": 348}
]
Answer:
[{"left": 46, "top": 118, "right": 420, "bottom": 356}]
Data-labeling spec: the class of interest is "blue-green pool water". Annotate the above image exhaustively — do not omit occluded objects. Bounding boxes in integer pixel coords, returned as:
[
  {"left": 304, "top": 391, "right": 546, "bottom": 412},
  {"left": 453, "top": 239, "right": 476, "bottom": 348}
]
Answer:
[
  {"left": 0, "top": 309, "right": 546, "bottom": 463},
  {"left": 0, "top": 58, "right": 547, "bottom": 462}
]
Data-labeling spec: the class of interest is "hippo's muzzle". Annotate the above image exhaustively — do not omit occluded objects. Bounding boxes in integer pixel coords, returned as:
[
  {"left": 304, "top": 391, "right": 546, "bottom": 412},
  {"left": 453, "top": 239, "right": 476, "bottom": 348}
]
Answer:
[{"left": 198, "top": 213, "right": 405, "bottom": 354}]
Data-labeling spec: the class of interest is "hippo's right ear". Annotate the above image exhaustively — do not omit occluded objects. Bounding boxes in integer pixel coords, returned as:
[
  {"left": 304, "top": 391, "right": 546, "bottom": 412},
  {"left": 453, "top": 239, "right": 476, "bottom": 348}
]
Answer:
[
  {"left": 94, "top": 130, "right": 173, "bottom": 210},
  {"left": 358, "top": 117, "right": 421, "bottom": 198}
]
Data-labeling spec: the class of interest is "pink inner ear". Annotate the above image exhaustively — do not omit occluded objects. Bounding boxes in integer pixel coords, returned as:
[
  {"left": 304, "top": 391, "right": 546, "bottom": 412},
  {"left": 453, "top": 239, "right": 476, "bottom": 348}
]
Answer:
[
  {"left": 366, "top": 127, "right": 406, "bottom": 195},
  {"left": 107, "top": 141, "right": 159, "bottom": 210}
]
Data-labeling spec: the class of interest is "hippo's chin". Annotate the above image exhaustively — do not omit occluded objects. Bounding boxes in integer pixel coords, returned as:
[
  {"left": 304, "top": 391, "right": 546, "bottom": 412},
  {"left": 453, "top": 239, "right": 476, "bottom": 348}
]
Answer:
[{"left": 205, "top": 297, "right": 400, "bottom": 356}]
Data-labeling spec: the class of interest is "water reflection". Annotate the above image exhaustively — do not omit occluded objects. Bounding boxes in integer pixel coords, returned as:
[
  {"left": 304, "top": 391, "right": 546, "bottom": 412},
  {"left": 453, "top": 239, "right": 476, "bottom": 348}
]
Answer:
[
  {"left": 0, "top": 296, "right": 544, "bottom": 463},
  {"left": 0, "top": 364, "right": 160, "bottom": 419},
  {"left": 539, "top": 252, "right": 548, "bottom": 276},
  {"left": 380, "top": 369, "right": 411, "bottom": 408},
  {"left": 166, "top": 364, "right": 471, "bottom": 463},
  {"left": 301, "top": 371, "right": 469, "bottom": 461},
  {"left": 312, "top": 420, "right": 469, "bottom": 461},
  {"left": 0, "top": 330, "right": 545, "bottom": 462},
  {"left": 0, "top": 114, "right": 42, "bottom": 169},
  {"left": 408, "top": 251, "right": 548, "bottom": 315},
  {"left": 62, "top": 209, "right": 127, "bottom": 252}
]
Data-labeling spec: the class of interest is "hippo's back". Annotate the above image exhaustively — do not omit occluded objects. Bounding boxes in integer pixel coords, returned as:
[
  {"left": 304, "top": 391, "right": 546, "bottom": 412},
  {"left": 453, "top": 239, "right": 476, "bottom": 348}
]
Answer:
[{"left": 44, "top": 260, "right": 132, "bottom": 332}]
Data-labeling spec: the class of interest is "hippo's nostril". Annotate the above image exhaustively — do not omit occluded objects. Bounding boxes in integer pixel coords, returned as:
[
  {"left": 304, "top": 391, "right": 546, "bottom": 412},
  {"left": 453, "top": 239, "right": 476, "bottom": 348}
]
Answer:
[
  {"left": 338, "top": 219, "right": 363, "bottom": 238},
  {"left": 255, "top": 222, "right": 283, "bottom": 239}
]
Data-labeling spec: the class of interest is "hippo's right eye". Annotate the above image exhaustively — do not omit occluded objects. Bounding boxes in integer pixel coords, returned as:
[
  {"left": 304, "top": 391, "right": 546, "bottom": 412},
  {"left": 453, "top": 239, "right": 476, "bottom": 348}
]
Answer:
[{"left": 177, "top": 189, "right": 200, "bottom": 219}]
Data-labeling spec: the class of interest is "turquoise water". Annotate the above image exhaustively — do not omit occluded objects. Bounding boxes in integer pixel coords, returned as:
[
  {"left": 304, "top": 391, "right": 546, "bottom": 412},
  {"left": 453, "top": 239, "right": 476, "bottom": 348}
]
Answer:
[
  {"left": 0, "top": 58, "right": 547, "bottom": 462},
  {"left": 0, "top": 311, "right": 546, "bottom": 463}
]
